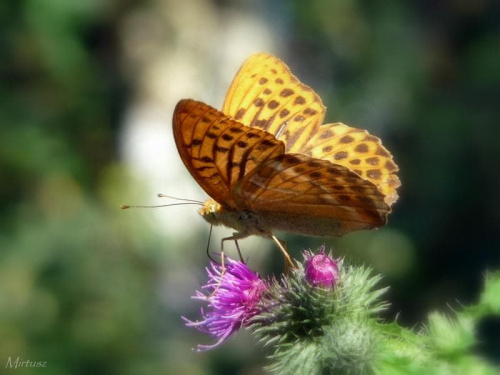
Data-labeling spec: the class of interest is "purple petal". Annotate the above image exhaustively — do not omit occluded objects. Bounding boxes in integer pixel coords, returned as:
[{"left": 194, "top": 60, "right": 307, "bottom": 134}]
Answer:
[{"left": 183, "top": 257, "right": 267, "bottom": 351}]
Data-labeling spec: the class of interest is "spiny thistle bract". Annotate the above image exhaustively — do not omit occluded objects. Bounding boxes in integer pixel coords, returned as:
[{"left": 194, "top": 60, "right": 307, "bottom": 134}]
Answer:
[{"left": 251, "top": 252, "right": 388, "bottom": 375}]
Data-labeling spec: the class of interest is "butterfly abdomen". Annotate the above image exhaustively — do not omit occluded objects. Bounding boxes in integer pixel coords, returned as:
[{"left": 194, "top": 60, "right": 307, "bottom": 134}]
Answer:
[{"left": 254, "top": 209, "right": 384, "bottom": 237}]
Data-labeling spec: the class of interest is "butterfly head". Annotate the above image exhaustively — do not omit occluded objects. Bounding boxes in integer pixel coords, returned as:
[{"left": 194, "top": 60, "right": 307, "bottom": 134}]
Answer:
[{"left": 199, "top": 199, "right": 224, "bottom": 226}]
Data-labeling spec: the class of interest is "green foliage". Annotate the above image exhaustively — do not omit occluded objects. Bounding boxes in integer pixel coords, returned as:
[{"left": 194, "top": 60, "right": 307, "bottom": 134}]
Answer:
[
  {"left": 377, "top": 272, "right": 500, "bottom": 375},
  {"left": 475, "top": 272, "right": 500, "bottom": 316}
]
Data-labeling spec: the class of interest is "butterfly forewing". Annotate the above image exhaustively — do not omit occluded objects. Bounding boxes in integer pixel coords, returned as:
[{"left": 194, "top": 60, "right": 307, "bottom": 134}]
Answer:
[
  {"left": 173, "top": 99, "right": 285, "bottom": 209},
  {"left": 222, "top": 53, "right": 326, "bottom": 153}
]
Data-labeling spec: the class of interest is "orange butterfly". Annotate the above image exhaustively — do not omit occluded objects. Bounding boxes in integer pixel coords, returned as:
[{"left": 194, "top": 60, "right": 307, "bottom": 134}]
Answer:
[{"left": 173, "top": 53, "right": 400, "bottom": 267}]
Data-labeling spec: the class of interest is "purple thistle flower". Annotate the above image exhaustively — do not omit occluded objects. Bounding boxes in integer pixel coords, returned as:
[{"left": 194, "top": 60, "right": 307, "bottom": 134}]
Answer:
[
  {"left": 182, "top": 257, "right": 267, "bottom": 351},
  {"left": 304, "top": 246, "right": 340, "bottom": 288}
]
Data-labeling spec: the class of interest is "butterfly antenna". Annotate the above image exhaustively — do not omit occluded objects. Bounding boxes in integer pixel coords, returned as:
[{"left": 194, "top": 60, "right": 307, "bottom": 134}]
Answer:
[
  {"left": 120, "top": 202, "right": 202, "bottom": 209},
  {"left": 157, "top": 193, "right": 203, "bottom": 204}
]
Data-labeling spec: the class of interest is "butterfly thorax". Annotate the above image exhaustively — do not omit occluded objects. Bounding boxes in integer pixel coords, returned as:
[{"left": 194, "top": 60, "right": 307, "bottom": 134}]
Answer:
[{"left": 199, "top": 198, "right": 268, "bottom": 236}]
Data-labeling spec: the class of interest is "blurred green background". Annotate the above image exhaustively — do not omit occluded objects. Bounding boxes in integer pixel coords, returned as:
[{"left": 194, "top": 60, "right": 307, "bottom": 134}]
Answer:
[{"left": 1, "top": 0, "right": 499, "bottom": 373}]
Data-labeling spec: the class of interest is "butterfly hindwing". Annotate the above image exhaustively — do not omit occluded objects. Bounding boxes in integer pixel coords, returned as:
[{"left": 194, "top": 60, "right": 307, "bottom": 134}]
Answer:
[
  {"left": 301, "top": 122, "right": 400, "bottom": 205},
  {"left": 239, "top": 153, "right": 390, "bottom": 235}
]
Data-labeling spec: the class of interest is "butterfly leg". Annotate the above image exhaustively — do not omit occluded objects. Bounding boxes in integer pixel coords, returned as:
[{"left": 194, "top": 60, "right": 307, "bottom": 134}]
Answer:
[
  {"left": 271, "top": 234, "right": 297, "bottom": 271},
  {"left": 220, "top": 232, "right": 249, "bottom": 269},
  {"left": 209, "top": 232, "right": 248, "bottom": 297},
  {"left": 234, "top": 240, "right": 245, "bottom": 263}
]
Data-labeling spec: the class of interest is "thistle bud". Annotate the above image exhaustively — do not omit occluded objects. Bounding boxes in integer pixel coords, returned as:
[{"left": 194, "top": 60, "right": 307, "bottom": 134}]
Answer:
[{"left": 304, "top": 247, "right": 340, "bottom": 288}]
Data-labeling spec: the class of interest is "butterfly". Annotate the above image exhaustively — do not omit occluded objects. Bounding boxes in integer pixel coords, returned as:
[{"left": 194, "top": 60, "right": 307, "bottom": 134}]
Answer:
[{"left": 173, "top": 53, "right": 400, "bottom": 267}]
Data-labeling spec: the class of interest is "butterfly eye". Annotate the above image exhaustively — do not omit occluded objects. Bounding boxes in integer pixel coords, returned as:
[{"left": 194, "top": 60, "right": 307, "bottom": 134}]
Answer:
[{"left": 198, "top": 200, "right": 222, "bottom": 225}]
